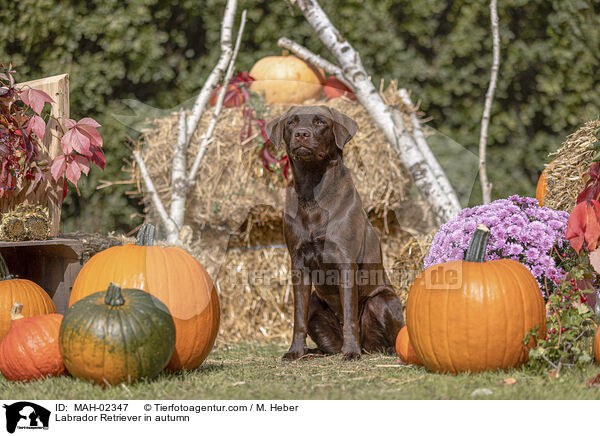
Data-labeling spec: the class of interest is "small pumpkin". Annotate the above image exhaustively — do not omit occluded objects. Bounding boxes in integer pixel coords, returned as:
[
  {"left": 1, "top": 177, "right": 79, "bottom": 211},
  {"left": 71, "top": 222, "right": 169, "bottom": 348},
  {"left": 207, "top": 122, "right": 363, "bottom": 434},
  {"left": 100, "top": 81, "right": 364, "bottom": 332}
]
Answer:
[
  {"left": 536, "top": 168, "right": 548, "bottom": 206},
  {"left": 407, "top": 224, "right": 546, "bottom": 374},
  {"left": 0, "top": 253, "right": 55, "bottom": 341},
  {"left": 0, "top": 303, "right": 64, "bottom": 381},
  {"left": 594, "top": 327, "right": 600, "bottom": 366},
  {"left": 69, "top": 224, "right": 219, "bottom": 371},
  {"left": 59, "top": 283, "right": 175, "bottom": 385},
  {"left": 395, "top": 326, "right": 422, "bottom": 365},
  {"left": 536, "top": 160, "right": 556, "bottom": 206},
  {"left": 249, "top": 52, "right": 324, "bottom": 104}
]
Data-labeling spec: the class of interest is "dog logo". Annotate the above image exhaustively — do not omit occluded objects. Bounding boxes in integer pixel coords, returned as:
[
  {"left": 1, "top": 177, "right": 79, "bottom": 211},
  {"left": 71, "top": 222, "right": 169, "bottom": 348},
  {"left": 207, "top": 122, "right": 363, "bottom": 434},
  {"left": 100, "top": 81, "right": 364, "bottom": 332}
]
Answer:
[{"left": 3, "top": 402, "right": 50, "bottom": 433}]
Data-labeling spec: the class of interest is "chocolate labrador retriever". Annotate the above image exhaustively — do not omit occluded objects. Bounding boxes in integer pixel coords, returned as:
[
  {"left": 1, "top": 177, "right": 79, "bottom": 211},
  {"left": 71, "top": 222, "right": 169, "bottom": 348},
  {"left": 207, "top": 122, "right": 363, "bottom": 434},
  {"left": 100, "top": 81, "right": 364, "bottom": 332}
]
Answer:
[{"left": 266, "top": 106, "right": 404, "bottom": 360}]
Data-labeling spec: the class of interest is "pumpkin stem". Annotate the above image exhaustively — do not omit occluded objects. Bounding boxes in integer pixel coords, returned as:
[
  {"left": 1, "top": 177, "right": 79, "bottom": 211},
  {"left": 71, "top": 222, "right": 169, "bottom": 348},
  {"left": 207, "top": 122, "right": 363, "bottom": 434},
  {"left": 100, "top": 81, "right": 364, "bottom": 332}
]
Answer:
[
  {"left": 10, "top": 302, "right": 24, "bottom": 321},
  {"left": 0, "top": 253, "right": 14, "bottom": 281},
  {"left": 464, "top": 224, "right": 490, "bottom": 263},
  {"left": 105, "top": 283, "right": 126, "bottom": 307},
  {"left": 135, "top": 223, "right": 155, "bottom": 246}
]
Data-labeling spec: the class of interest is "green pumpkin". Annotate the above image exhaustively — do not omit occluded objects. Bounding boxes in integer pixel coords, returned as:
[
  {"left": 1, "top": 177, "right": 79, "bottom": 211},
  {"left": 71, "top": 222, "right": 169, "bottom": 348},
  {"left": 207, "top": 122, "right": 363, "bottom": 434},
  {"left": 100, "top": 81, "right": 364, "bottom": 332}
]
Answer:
[{"left": 59, "top": 282, "right": 176, "bottom": 385}]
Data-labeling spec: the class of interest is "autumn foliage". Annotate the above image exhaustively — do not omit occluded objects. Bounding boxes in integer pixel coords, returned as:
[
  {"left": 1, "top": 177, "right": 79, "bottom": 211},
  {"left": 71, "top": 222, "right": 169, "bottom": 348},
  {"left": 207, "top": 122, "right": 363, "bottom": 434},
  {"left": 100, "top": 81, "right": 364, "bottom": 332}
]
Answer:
[
  {"left": 566, "top": 163, "right": 600, "bottom": 253},
  {"left": 0, "top": 64, "right": 104, "bottom": 200}
]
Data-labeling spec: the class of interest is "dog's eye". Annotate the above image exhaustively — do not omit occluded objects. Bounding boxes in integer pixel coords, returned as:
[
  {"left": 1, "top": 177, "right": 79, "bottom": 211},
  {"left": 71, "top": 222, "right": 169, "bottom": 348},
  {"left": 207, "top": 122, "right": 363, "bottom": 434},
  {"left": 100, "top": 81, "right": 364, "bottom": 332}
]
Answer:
[{"left": 314, "top": 118, "right": 326, "bottom": 125}]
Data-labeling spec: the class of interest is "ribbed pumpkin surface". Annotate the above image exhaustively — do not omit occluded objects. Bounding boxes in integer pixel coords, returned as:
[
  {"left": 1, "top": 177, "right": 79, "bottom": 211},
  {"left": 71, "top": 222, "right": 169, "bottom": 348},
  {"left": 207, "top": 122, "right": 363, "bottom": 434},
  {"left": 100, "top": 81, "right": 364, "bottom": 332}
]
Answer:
[
  {"left": 407, "top": 259, "right": 546, "bottom": 374},
  {"left": 0, "top": 280, "right": 55, "bottom": 341},
  {"left": 69, "top": 244, "right": 219, "bottom": 371},
  {"left": 60, "top": 286, "right": 175, "bottom": 385},
  {"left": 0, "top": 313, "right": 64, "bottom": 381},
  {"left": 249, "top": 55, "right": 324, "bottom": 104}
]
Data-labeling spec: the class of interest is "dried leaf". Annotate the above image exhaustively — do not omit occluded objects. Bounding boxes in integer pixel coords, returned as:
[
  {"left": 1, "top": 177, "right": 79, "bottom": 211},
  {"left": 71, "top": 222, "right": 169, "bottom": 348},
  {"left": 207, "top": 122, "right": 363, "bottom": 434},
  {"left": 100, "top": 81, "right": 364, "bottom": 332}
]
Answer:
[{"left": 499, "top": 377, "right": 518, "bottom": 385}]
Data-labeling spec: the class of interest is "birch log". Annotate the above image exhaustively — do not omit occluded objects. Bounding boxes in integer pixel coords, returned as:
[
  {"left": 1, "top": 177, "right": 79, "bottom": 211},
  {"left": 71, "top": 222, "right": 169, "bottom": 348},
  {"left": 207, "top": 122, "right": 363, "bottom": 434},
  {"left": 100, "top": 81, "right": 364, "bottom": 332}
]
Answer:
[
  {"left": 292, "top": 0, "right": 461, "bottom": 222},
  {"left": 398, "top": 89, "right": 461, "bottom": 212},
  {"left": 167, "top": 109, "right": 188, "bottom": 242},
  {"left": 478, "top": 0, "right": 500, "bottom": 204},
  {"left": 136, "top": 1, "right": 241, "bottom": 243},
  {"left": 185, "top": 0, "right": 237, "bottom": 142},
  {"left": 188, "top": 9, "right": 247, "bottom": 184}
]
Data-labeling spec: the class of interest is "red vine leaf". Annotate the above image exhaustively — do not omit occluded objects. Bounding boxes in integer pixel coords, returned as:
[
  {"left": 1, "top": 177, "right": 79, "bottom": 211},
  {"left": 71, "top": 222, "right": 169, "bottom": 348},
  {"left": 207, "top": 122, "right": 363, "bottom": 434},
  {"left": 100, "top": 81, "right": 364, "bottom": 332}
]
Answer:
[
  {"left": 566, "top": 200, "right": 600, "bottom": 253},
  {"left": 61, "top": 118, "right": 103, "bottom": 155},
  {"left": 26, "top": 115, "right": 46, "bottom": 140},
  {"left": 89, "top": 146, "right": 105, "bottom": 170},
  {"left": 50, "top": 155, "right": 67, "bottom": 182},
  {"left": 61, "top": 127, "right": 91, "bottom": 155},
  {"left": 19, "top": 88, "right": 54, "bottom": 115},
  {"left": 577, "top": 163, "right": 600, "bottom": 203},
  {"left": 65, "top": 155, "right": 90, "bottom": 185}
]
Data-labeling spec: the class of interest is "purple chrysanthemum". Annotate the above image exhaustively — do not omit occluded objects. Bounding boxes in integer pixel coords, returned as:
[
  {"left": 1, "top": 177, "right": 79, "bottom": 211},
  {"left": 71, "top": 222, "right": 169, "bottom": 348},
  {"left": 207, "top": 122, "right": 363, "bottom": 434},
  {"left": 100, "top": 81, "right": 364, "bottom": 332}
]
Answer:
[{"left": 424, "top": 195, "right": 570, "bottom": 296}]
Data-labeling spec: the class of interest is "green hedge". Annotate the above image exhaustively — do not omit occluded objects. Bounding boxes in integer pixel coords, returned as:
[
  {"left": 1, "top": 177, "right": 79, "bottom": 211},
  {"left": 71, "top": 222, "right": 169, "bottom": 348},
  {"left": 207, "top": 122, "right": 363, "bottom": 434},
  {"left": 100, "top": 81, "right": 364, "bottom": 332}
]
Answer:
[{"left": 1, "top": 0, "right": 598, "bottom": 232}]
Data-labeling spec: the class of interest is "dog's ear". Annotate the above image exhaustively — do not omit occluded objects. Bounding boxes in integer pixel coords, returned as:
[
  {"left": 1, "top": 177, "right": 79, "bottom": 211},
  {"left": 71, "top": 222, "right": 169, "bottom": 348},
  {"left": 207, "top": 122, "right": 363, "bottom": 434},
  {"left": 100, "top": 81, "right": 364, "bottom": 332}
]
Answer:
[
  {"left": 329, "top": 107, "right": 358, "bottom": 150},
  {"left": 265, "top": 108, "right": 292, "bottom": 148}
]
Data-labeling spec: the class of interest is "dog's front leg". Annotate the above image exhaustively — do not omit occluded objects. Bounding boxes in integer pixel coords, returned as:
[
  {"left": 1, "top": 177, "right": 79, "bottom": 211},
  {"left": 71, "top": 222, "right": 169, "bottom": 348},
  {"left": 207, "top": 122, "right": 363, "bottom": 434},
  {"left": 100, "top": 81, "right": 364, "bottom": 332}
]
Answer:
[
  {"left": 340, "top": 266, "right": 361, "bottom": 360},
  {"left": 283, "top": 266, "right": 311, "bottom": 360}
]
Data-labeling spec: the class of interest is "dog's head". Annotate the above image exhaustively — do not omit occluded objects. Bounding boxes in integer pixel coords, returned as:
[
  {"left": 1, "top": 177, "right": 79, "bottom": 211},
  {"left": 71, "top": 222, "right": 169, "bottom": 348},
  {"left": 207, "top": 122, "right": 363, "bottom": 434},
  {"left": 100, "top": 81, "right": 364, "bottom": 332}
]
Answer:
[{"left": 265, "top": 106, "right": 358, "bottom": 162}]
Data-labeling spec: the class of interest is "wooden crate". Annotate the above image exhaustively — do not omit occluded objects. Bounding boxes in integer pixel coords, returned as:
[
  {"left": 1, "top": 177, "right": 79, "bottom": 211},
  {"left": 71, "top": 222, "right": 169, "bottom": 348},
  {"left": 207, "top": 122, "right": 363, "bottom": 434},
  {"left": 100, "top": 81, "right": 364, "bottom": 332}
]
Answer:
[
  {"left": 0, "top": 239, "right": 83, "bottom": 314},
  {"left": 0, "top": 74, "right": 69, "bottom": 237}
]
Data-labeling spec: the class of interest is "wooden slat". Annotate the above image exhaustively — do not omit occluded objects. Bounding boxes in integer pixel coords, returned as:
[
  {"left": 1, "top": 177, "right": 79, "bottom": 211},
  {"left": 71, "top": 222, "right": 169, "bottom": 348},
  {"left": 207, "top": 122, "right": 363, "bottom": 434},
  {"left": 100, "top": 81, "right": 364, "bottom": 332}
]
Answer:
[{"left": 0, "top": 74, "right": 69, "bottom": 236}]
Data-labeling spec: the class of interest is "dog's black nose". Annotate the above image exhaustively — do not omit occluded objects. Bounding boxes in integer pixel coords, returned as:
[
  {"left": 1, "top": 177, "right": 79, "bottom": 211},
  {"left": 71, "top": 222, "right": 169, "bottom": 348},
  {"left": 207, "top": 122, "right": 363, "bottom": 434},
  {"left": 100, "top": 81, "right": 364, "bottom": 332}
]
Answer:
[{"left": 294, "top": 128, "right": 312, "bottom": 139}]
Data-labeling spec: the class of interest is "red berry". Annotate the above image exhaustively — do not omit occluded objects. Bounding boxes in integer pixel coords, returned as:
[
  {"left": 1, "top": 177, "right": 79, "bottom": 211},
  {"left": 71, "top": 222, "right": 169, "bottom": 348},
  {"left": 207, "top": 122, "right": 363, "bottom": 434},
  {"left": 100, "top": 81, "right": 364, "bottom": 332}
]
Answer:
[
  {"left": 563, "top": 253, "right": 567, "bottom": 257},
  {"left": 551, "top": 275, "right": 556, "bottom": 280},
  {"left": 552, "top": 329, "right": 557, "bottom": 334},
  {"left": 561, "top": 328, "right": 566, "bottom": 332},
  {"left": 581, "top": 296, "right": 588, "bottom": 303}
]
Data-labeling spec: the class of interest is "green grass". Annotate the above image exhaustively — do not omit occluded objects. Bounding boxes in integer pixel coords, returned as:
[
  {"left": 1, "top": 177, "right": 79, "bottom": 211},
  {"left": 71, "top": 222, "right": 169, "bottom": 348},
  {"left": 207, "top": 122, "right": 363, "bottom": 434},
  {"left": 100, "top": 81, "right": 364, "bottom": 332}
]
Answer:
[{"left": 2, "top": 342, "right": 600, "bottom": 400}]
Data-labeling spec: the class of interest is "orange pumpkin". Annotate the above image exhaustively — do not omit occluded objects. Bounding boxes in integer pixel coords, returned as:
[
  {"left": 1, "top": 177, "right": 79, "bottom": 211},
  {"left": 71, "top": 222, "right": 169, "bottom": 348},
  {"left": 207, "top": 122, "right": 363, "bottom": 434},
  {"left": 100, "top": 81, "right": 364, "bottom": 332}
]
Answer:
[
  {"left": 0, "top": 303, "right": 64, "bottom": 381},
  {"left": 594, "top": 327, "right": 600, "bottom": 366},
  {"left": 0, "top": 254, "right": 55, "bottom": 341},
  {"left": 536, "top": 168, "right": 548, "bottom": 206},
  {"left": 536, "top": 160, "right": 556, "bottom": 206},
  {"left": 249, "top": 52, "right": 324, "bottom": 104},
  {"left": 407, "top": 224, "right": 546, "bottom": 374},
  {"left": 69, "top": 224, "right": 220, "bottom": 371},
  {"left": 395, "top": 326, "right": 422, "bottom": 365}
]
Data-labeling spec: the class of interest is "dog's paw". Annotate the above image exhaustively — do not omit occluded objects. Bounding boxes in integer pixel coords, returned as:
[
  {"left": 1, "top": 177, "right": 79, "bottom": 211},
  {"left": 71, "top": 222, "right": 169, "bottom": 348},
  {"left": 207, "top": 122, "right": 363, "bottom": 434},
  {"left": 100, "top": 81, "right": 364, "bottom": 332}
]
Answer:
[
  {"left": 342, "top": 351, "right": 362, "bottom": 361},
  {"left": 282, "top": 349, "right": 305, "bottom": 361}
]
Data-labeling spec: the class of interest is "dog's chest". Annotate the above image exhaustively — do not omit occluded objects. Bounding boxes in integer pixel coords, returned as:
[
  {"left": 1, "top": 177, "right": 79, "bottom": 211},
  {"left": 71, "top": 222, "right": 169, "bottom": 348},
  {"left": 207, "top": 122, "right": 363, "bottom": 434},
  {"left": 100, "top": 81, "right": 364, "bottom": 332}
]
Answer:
[{"left": 286, "top": 202, "right": 332, "bottom": 269}]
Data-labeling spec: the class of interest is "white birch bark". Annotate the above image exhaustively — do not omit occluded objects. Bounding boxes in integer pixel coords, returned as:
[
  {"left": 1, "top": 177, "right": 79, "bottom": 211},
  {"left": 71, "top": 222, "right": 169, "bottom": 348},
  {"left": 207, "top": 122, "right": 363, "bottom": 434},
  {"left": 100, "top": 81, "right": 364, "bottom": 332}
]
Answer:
[
  {"left": 185, "top": 0, "right": 237, "bottom": 142},
  {"left": 478, "top": 0, "right": 500, "bottom": 204},
  {"left": 133, "top": 150, "right": 179, "bottom": 238},
  {"left": 293, "top": 0, "right": 460, "bottom": 222},
  {"left": 398, "top": 88, "right": 461, "bottom": 211},
  {"left": 188, "top": 9, "right": 246, "bottom": 184}
]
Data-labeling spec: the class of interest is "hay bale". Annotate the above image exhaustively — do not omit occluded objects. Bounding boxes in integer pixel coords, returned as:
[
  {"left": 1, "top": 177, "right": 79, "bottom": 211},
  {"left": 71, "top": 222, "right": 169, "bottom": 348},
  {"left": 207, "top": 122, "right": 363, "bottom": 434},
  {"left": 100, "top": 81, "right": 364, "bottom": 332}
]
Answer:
[
  {"left": 132, "top": 82, "right": 434, "bottom": 245},
  {"left": 545, "top": 119, "right": 600, "bottom": 212}
]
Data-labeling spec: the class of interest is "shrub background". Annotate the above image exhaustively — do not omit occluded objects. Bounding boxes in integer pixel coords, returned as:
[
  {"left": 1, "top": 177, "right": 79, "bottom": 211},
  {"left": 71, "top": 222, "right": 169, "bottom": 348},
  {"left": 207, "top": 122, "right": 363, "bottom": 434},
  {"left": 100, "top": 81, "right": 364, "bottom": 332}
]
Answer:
[{"left": 1, "top": 0, "right": 598, "bottom": 233}]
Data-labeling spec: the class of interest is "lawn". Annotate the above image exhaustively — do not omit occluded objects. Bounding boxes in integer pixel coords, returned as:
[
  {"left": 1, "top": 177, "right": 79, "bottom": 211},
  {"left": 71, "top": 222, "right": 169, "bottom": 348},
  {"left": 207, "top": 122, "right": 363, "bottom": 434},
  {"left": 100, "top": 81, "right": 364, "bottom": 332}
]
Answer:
[{"left": 2, "top": 342, "right": 600, "bottom": 400}]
